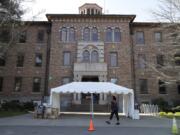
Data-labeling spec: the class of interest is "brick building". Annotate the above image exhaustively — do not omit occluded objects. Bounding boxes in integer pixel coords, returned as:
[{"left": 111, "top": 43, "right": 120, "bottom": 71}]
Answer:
[{"left": 0, "top": 3, "right": 179, "bottom": 108}]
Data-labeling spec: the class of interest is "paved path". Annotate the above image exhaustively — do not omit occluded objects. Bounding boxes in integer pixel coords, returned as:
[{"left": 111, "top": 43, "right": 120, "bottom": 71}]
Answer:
[
  {"left": 0, "top": 114, "right": 179, "bottom": 135},
  {"left": 0, "top": 126, "right": 171, "bottom": 135},
  {"left": 0, "top": 114, "right": 179, "bottom": 128}
]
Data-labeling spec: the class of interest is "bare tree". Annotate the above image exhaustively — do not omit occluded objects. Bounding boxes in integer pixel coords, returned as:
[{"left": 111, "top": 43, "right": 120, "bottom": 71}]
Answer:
[
  {"left": 0, "top": 0, "right": 41, "bottom": 59},
  {"left": 149, "top": 0, "right": 180, "bottom": 85}
]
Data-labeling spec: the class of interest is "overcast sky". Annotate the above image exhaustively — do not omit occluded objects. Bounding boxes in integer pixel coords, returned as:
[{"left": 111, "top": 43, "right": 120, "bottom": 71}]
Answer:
[{"left": 23, "top": 0, "right": 160, "bottom": 22}]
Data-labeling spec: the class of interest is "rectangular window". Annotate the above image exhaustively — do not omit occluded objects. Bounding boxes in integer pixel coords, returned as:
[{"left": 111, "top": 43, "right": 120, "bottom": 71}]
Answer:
[
  {"left": 159, "top": 80, "right": 166, "bottom": 94},
  {"left": 35, "top": 53, "right": 42, "bottom": 67},
  {"left": 154, "top": 32, "right": 162, "bottom": 42},
  {"left": 0, "top": 57, "right": 5, "bottom": 66},
  {"left": 0, "top": 77, "right": 3, "bottom": 92},
  {"left": 33, "top": 77, "right": 41, "bottom": 92},
  {"left": 37, "top": 30, "right": 44, "bottom": 42},
  {"left": 110, "top": 78, "right": 118, "bottom": 84},
  {"left": 14, "top": 77, "right": 22, "bottom": 92},
  {"left": 62, "top": 77, "right": 71, "bottom": 85},
  {"left": 63, "top": 52, "right": 71, "bottom": 66},
  {"left": 177, "top": 83, "right": 180, "bottom": 94},
  {"left": 19, "top": 31, "right": 27, "bottom": 43},
  {"left": 138, "top": 54, "right": 146, "bottom": 69},
  {"left": 157, "top": 55, "right": 164, "bottom": 67},
  {"left": 110, "top": 52, "right": 118, "bottom": 67},
  {"left": 16, "top": 53, "right": 24, "bottom": 67},
  {"left": 0, "top": 30, "right": 10, "bottom": 43},
  {"left": 139, "top": 79, "right": 148, "bottom": 94},
  {"left": 136, "top": 31, "right": 145, "bottom": 44}
]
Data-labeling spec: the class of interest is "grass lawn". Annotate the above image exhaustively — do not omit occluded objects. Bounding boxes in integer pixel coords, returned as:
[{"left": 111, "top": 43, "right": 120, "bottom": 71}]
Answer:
[{"left": 0, "top": 110, "right": 27, "bottom": 118}]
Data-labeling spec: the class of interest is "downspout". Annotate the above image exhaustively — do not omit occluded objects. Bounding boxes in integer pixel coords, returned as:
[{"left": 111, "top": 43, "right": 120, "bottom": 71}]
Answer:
[
  {"left": 43, "top": 22, "right": 51, "bottom": 102},
  {"left": 129, "top": 17, "right": 137, "bottom": 103}
]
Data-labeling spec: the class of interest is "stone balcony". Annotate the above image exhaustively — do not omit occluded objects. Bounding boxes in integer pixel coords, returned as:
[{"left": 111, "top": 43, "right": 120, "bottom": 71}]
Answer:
[{"left": 73, "top": 62, "right": 107, "bottom": 82}]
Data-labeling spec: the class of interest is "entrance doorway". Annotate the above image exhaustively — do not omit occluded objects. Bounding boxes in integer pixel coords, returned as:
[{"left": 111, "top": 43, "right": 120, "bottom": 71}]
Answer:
[
  {"left": 81, "top": 76, "right": 99, "bottom": 82},
  {"left": 81, "top": 76, "right": 99, "bottom": 104}
]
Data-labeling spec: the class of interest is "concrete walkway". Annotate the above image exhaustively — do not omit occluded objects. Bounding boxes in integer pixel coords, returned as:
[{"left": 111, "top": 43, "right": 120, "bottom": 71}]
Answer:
[{"left": 0, "top": 113, "right": 179, "bottom": 128}]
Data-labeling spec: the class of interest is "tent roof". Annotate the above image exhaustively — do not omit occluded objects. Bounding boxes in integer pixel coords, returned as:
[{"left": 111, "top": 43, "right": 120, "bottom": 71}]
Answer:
[{"left": 51, "top": 82, "right": 133, "bottom": 94}]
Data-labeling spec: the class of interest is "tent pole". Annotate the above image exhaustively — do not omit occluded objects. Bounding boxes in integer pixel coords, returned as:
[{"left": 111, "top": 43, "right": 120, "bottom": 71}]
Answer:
[{"left": 91, "top": 93, "right": 94, "bottom": 119}]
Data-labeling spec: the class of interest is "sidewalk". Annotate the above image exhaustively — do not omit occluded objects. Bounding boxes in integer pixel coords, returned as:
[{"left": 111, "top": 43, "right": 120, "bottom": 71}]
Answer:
[{"left": 0, "top": 113, "right": 179, "bottom": 128}]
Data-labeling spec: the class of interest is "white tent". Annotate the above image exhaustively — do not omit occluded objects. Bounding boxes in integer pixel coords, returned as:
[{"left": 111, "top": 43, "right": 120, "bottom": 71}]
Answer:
[{"left": 50, "top": 82, "right": 135, "bottom": 119}]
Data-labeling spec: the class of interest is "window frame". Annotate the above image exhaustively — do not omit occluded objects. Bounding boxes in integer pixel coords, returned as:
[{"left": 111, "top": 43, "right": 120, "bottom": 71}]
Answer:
[
  {"left": 35, "top": 53, "right": 43, "bottom": 67},
  {"left": 32, "top": 77, "right": 41, "bottom": 93},
  {"left": 109, "top": 52, "right": 118, "bottom": 67},
  {"left": 136, "top": 31, "right": 145, "bottom": 44},
  {"left": 139, "top": 79, "right": 148, "bottom": 94},
  {"left": 14, "top": 77, "right": 22, "bottom": 92},
  {"left": 63, "top": 52, "right": 71, "bottom": 66}
]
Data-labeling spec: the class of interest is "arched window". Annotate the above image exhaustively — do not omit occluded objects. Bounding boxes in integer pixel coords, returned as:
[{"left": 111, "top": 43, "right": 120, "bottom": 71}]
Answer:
[
  {"left": 83, "top": 50, "right": 90, "bottom": 62},
  {"left": 91, "top": 50, "right": 99, "bottom": 63},
  {"left": 114, "top": 28, "right": 121, "bottom": 42},
  {"left": 69, "top": 27, "right": 75, "bottom": 42},
  {"left": 106, "top": 28, "right": 113, "bottom": 42},
  {"left": 60, "top": 27, "right": 67, "bottom": 42},
  {"left": 83, "top": 27, "right": 90, "bottom": 41},
  {"left": 92, "top": 27, "right": 98, "bottom": 41}
]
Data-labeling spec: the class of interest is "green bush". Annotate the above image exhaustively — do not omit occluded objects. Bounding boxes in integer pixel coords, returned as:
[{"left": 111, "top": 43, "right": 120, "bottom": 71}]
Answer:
[
  {"left": 174, "top": 112, "right": 180, "bottom": 118},
  {"left": 152, "top": 98, "right": 169, "bottom": 111},
  {"left": 1, "top": 100, "right": 34, "bottom": 111},
  {"left": 159, "top": 112, "right": 166, "bottom": 117},
  {"left": 172, "top": 106, "right": 180, "bottom": 112},
  {"left": 166, "top": 112, "right": 174, "bottom": 118}
]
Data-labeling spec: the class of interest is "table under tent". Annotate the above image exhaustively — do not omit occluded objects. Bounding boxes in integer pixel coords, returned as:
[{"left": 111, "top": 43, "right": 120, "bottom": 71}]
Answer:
[{"left": 49, "top": 82, "right": 136, "bottom": 119}]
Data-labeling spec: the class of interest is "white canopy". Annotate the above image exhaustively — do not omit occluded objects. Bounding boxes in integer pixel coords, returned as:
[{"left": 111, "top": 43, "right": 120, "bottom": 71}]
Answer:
[
  {"left": 50, "top": 82, "right": 135, "bottom": 119},
  {"left": 51, "top": 82, "right": 133, "bottom": 94}
]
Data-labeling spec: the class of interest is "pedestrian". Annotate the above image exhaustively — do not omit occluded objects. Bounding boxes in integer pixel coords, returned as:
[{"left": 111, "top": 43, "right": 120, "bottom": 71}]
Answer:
[{"left": 106, "top": 96, "right": 120, "bottom": 125}]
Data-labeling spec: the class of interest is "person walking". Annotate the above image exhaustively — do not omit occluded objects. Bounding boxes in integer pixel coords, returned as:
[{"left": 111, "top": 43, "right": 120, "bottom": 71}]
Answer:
[{"left": 106, "top": 96, "right": 120, "bottom": 125}]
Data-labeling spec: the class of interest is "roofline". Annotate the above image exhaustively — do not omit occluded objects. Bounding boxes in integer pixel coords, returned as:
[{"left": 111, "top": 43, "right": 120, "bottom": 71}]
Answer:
[
  {"left": 79, "top": 3, "right": 102, "bottom": 9},
  {"left": 46, "top": 14, "right": 136, "bottom": 22}
]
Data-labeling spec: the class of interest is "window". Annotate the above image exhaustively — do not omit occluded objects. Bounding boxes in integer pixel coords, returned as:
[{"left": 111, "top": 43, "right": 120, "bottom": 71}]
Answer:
[
  {"left": 69, "top": 27, "right": 75, "bottom": 42},
  {"left": 0, "top": 30, "right": 10, "bottom": 43},
  {"left": 139, "top": 79, "right": 148, "bottom": 94},
  {"left": 91, "top": 9, "right": 94, "bottom": 15},
  {"left": 60, "top": 27, "right": 67, "bottom": 42},
  {"left": 136, "top": 31, "right": 145, "bottom": 44},
  {"left": 157, "top": 55, "right": 164, "bottom": 67},
  {"left": 63, "top": 52, "right": 71, "bottom": 66},
  {"left": 177, "top": 83, "right": 180, "bottom": 94},
  {"left": 87, "top": 8, "right": 90, "bottom": 14},
  {"left": 110, "top": 52, "right": 118, "bottom": 67},
  {"left": 19, "top": 31, "right": 27, "bottom": 43},
  {"left": 83, "top": 27, "right": 90, "bottom": 41},
  {"left": 159, "top": 80, "right": 166, "bottom": 94},
  {"left": 0, "top": 77, "right": 3, "bottom": 92},
  {"left": 14, "top": 77, "right": 22, "bottom": 92},
  {"left": 83, "top": 50, "right": 90, "bottom": 62},
  {"left": 110, "top": 78, "right": 118, "bottom": 84},
  {"left": 33, "top": 77, "right": 41, "bottom": 92},
  {"left": 174, "top": 53, "right": 180, "bottom": 66},
  {"left": 154, "top": 32, "right": 162, "bottom": 42},
  {"left": 37, "top": 30, "right": 44, "bottom": 42},
  {"left": 138, "top": 54, "right": 146, "bottom": 69},
  {"left": 16, "top": 53, "right": 24, "bottom": 67},
  {"left": 35, "top": 53, "right": 42, "bottom": 67},
  {"left": 0, "top": 57, "right": 5, "bottom": 66},
  {"left": 106, "top": 28, "right": 113, "bottom": 42},
  {"left": 114, "top": 28, "right": 121, "bottom": 42},
  {"left": 62, "top": 77, "right": 71, "bottom": 85},
  {"left": 91, "top": 50, "right": 99, "bottom": 63},
  {"left": 91, "top": 27, "right": 98, "bottom": 41}
]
